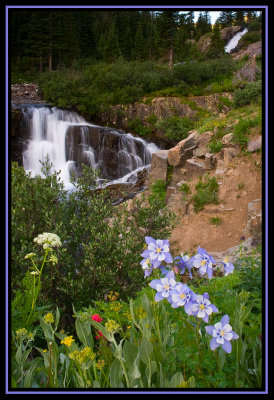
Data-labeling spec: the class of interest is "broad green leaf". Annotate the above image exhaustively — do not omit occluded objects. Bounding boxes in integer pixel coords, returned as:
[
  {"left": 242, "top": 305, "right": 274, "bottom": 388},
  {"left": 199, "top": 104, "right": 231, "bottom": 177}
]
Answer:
[
  {"left": 170, "top": 371, "right": 184, "bottom": 387},
  {"left": 127, "top": 353, "right": 141, "bottom": 383},
  {"left": 139, "top": 338, "right": 153, "bottom": 365},
  {"left": 55, "top": 307, "right": 60, "bottom": 331},
  {"left": 109, "top": 358, "right": 124, "bottom": 388},
  {"left": 123, "top": 340, "right": 138, "bottom": 368},
  {"left": 24, "top": 358, "right": 41, "bottom": 388},
  {"left": 39, "top": 316, "right": 53, "bottom": 342},
  {"left": 75, "top": 318, "right": 94, "bottom": 349},
  {"left": 90, "top": 320, "right": 113, "bottom": 342}
]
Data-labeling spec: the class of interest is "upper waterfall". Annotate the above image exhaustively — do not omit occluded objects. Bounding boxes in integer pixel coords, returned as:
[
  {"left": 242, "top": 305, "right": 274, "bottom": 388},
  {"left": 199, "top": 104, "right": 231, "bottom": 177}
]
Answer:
[
  {"left": 225, "top": 28, "right": 248, "bottom": 53},
  {"left": 22, "top": 105, "right": 159, "bottom": 191}
]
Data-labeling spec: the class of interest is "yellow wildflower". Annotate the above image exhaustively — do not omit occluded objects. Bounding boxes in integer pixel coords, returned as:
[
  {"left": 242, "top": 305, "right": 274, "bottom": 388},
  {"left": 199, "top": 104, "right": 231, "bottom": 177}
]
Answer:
[
  {"left": 69, "top": 347, "right": 95, "bottom": 364},
  {"left": 61, "top": 335, "right": 75, "bottom": 347},
  {"left": 110, "top": 302, "right": 122, "bottom": 313},
  {"left": 104, "top": 319, "right": 120, "bottom": 333},
  {"left": 44, "top": 312, "right": 55, "bottom": 324},
  {"left": 95, "top": 359, "right": 105, "bottom": 370},
  {"left": 16, "top": 328, "right": 28, "bottom": 338}
]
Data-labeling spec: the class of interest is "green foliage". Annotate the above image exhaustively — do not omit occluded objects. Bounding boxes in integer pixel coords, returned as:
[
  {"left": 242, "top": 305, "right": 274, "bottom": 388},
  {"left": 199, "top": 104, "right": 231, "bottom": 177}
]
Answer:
[
  {"left": 239, "top": 31, "right": 261, "bottom": 47},
  {"left": 11, "top": 161, "right": 176, "bottom": 322},
  {"left": 157, "top": 115, "right": 195, "bottom": 141},
  {"left": 232, "top": 113, "right": 262, "bottom": 147},
  {"left": 12, "top": 246, "right": 262, "bottom": 389},
  {"left": 208, "top": 140, "right": 223, "bottom": 153},
  {"left": 209, "top": 217, "right": 223, "bottom": 225},
  {"left": 150, "top": 179, "right": 168, "bottom": 207},
  {"left": 128, "top": 117, "right": 152, "bottom": 137},
  {"left": 233, "top": 80, "right": 262, "bottom": 108},
  {"left": 192, "top": 175, "right": 219, "bottom": 212}
]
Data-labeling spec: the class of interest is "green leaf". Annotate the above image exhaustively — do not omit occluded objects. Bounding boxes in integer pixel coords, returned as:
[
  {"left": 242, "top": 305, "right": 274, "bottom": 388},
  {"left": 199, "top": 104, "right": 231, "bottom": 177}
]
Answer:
[
  {"left": 170, "top": 371, "right": 184, "bottom": 387},
  {"left": 39, "top": 316, "right": 53, "bottom": 342},
  {"left": 109, "top": 358, "right": 124, "bottom": 388},
  {"left": 128, "top": 358, "right": 141, "bottom": 383},
  {"left": 139, "top": 338, "right": 153, "bottom": 365},
  {"left": 123, "top": 340, "right": 138, "bottom": 368},
  {"left": 90, "top": 320, "right": 113, "bottom": 342},
  {"left": 24, "top": 358, "right": 41, "bottom": 388},
  {"left": 55, "top": 307, "right": 60, "bottom": 331},
  {"left": 75, "top": 318, "right": 94, "bottom": 349}
]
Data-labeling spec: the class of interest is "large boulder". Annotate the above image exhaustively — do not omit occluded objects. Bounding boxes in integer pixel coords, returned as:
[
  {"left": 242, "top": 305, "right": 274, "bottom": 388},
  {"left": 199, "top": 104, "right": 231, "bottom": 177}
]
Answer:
[
  {"left": 168, "top": 131, "right": 199, "bottom": 167},
  {"left": 147, "top": 150, "right": 169, "bottom": 184}
]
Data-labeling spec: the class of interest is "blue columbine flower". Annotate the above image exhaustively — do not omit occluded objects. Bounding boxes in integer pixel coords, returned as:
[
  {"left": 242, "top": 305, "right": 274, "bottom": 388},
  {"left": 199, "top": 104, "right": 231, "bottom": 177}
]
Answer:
[
  {"left": 140, "top": 257, "right": 153, "bottom": 277},
  {"left": 190, "top": 292, "right": 218, "bottom": 323},
  {"left": 190, "top": 246, "right": 216, "bottom": 279},
  {"left": 205, "top": 314, "right": 239, "bottom": 353},
  {"left": 149, "top": 270, "right": 177, "bottom": 303},
  {"left": 221, "top": 257, "right": 234, "bottom": 276},
  {"left": 174, "top": 253, "right": 193, "bottom": 278},
  {"left": 141, "top": 236, "right": 173, "bottom": 269},
  {"left": 170, "top": 282, "right": 196, "bottom": 314}
]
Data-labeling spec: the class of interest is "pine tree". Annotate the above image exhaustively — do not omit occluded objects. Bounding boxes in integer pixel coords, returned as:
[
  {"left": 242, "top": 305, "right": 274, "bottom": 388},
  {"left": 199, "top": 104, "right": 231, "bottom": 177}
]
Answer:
[
  {"left": 207, "top": 21, "right": 225, "bottom": 58},
  {"left": 157, "top": 10, "right": 179, "bottom": 69},
  {"left": 185, "top": 11, "right": 195, "bottom": 39},
  {"left": 234, "top": 10, "right": 246, "bottom": 26},
  {"left": 103, "top": 19, "right": 121, "bottom": 63}
]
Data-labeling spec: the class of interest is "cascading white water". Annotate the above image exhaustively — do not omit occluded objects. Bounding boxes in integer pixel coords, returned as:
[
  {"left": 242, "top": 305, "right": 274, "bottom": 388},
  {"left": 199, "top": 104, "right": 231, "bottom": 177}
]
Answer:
[
  {"left": 22, "top": 106, "right": 159, "bottom": 190},
  {"left": 225, "top": 28, "right": 248, "bottom": 53}
]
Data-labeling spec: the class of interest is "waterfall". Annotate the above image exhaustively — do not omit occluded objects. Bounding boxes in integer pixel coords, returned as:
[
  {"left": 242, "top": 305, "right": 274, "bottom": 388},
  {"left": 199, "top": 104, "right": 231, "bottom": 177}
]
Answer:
[
  {"left": 22, "top": 105, "right": 159, "bottom": 190},
  {"left": 225, "top": 28, "right": 248, "bottom": 53}
]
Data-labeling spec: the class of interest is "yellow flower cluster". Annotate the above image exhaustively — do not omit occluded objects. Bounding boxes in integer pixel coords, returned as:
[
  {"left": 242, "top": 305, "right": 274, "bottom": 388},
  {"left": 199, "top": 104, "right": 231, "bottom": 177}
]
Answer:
[
  {"left": 44, "top": 312, "right": 55, "bottom": 324},
  {"left": 104, "top": 319, "right": 120, "bottom": 333},
  {"left": 95, "top": 359, "right": 105, "bottom": 370},
  {"left": 109, "top": 302, "right": 122, "bottom": 313},
  {"left": 61, "top": 335, "right": 75, "bottom": 347},
  {"left": 69, "top": 346, "right": 95, "bottom": 364},
  {"left": 135, "top": 306, "right": 147, "bottom": 320},
  {"left": 15, "top": 328, "right": 34, "bottom": 341},
  {"left": 107, "top": 291, "right": 119, "bottom": 302},
  {"left": 123, "top": 311, "right": 132, "bottom": 321}
]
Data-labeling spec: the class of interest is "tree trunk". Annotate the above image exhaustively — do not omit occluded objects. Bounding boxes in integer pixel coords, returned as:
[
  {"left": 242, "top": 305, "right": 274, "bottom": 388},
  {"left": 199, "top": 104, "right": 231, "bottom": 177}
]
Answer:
[{"left": 168, "top": 46, "right": 173, "bottom": 71}]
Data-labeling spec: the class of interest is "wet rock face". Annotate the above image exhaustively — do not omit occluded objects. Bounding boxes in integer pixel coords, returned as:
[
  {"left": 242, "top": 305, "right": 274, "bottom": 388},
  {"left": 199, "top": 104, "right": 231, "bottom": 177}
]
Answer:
[{"left": 220, "top": 26, "right": 242, "bottom": 44}]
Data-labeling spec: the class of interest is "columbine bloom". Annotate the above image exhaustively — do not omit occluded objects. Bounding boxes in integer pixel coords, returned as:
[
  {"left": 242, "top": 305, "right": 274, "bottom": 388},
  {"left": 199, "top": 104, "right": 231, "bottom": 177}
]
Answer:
[
  {"left": 170, "top": 282, "right": 196, "bottom": 314},
  {"left": 149, "top": 270, "right": 177, "bottom": 303},
  {"left": 221, "top": 257, "right": 234, "bottom": 276},
  {"left": 141, "top": 237, "right": 173, "bottom": 269},
  {"left": 140, "top": 257, "right": 153, "bottom": 277},
  {"left": 205, "top": 314, "right": 239, "bottom": 353},
  {"left": 174, "top": 253, "right": 193, "bottom": 278},
  {"left": 190, "top": 247, "right": 216, "bottom": 279},
  {"left": 191, "top": 292, "right": 218, "bottom": 323}
]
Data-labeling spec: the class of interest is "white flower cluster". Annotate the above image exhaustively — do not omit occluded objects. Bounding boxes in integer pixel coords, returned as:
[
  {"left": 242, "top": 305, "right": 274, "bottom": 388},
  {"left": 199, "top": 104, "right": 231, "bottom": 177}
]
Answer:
[{"left": 33, "top": 232, "right": 62, "bottom": 249}]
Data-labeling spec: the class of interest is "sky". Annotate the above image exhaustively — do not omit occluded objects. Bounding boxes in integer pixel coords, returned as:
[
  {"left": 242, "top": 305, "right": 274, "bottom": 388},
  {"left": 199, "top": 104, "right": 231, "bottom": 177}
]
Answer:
[{"left": 180, "top": 11, "right": 221, "bottom": 25}]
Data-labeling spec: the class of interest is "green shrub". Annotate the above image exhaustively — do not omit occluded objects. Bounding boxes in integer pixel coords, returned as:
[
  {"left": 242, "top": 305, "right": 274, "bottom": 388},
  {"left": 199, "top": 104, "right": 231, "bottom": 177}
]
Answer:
[
  {"left": 239, "top": 31, "right": 261, "bottom": 47},
  {"left": 11, "top": 161, "right": 176, "bottom": 319},
  {"left": 150, "top": 179, "right": 168, "bottom": 207},
  {"left": 192, "top": 175, "right": 219, "bottom": 212},
  {"left": 157, "top": 116, "right": 195, "bottom": 141},
  {"left": 232, "top": 113, "right": 262, "bottom": 147},
  {"left": 233, "top": 80, "right": 262, "bottom": 108}
]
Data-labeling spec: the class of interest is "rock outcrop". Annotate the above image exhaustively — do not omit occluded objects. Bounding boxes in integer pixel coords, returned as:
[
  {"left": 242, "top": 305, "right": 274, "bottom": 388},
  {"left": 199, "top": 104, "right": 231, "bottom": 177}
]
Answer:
[{"left": 146, "top": 126, "right": 262, "bottom": 252}]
